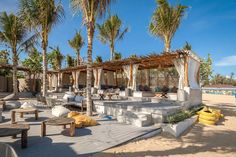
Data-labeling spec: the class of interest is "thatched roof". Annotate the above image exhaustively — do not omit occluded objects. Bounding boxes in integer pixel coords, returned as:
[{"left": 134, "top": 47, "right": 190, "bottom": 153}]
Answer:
[
  {"left": 50, "top": 50, "right": 189, "bottom": 73},
  {"left": 0, "top": 64, "right": 29, "bottom": 71}
]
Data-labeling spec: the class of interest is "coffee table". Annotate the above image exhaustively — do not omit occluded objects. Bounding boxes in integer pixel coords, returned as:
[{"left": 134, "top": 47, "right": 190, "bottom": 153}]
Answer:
[
  {"left": 11, "top": 108, "right": 38, "bottom": 124},
  {"left": 41, "top": 117, "right": 75, "bottom": 137},
  {"left": 0, "top": 124, "right": 30, "bottom": 149}
]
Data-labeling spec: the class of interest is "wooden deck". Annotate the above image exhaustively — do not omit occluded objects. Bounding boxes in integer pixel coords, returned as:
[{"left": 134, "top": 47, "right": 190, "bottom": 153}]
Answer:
[{"left": 0, "top": 109, "right": 161, "bottom": 157}]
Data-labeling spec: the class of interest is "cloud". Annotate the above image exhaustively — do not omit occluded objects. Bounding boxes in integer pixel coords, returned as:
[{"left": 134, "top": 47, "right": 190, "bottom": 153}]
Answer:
[{"left": 216, "top": 55, "right": 236, "bottom": 66}]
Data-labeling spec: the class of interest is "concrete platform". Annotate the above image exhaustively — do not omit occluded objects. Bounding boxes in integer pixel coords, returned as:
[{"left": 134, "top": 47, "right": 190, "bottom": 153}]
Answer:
[
  {"left": 0, "top": 109, "right": 160, "bottom": 157},
  {"left": 94, "top": 99, "right": 190, "bottom": 126}
]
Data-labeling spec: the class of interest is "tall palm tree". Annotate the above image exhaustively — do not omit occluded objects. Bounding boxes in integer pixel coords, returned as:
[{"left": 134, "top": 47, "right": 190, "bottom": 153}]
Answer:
[
  {"left": 19, "top": 0, "right": 64, "bottom": 97},
  {"left": 149, "top": 0, "right": 187, "bottom": 52},
  {"left": 0, "top": 12, "right": 37, "bottom": 98},
  {"left": 97, "top": 15, "right": 128, "bottom": 60},
  {"left": 70, "top": 0, "right": 114, "bottom": 116},
  {"left": 68, "top": 30, "right": 84, "bottom": 66}
]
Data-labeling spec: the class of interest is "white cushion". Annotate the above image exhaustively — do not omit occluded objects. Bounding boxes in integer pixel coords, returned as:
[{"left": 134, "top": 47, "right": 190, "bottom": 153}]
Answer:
[
  {"left": 75, "top": 96, "right": 84, "bottom": 102},
  {"left": 21, "top": 102, "right": 35, "bottom": 109},
  {"left": 63, "top": 94, "right": 75, "bottom": 100},
  {"left": 5, "top": 101, "right": 21, "bottom": 109},
  {"left": 51, "top": 106, "right": 70, "bottom": 117}
]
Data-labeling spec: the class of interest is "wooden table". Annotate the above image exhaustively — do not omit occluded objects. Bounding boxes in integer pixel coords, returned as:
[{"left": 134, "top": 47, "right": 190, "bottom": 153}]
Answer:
[
  {"left": 11, "top": 108, "right": 38, "bottom": 124},
  {"left": 0, "top": 124, "right": 30, "bottom": 149},
  {"left": 41, "top": 117, "right": 75, "bottom": 137}
]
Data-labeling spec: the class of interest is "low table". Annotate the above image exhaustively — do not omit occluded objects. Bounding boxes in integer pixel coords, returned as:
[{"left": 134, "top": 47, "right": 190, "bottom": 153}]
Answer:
[
  {"left": 41, "top": 117, "right": 75, "bottom": 137},
  {"left": 11, "top": 108, "right": 38, "bottom": 124},
  {"left": 0, "top": 124, "right": 30, "bottom": 149}
]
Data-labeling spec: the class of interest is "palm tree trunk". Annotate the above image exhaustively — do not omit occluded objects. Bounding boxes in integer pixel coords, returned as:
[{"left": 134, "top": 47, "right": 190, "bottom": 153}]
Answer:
[
  {"left": 86, "top": 26, "right": 94, "bottom": 116},
  {"left": 164, "top": 39, "right": 171, "bottom": 52},
  {"left": 110, "top": 43, "right": 114, "bottom": 61},
  {"left": 42, "top": 33, "right": 48, "bottom": 97},
  {"left": 32, "top": 74, "right": 36, "bottom": 92},
  {"left": 12, "top": 48, "right": 18, "bottom": 97},
  {"left": 77, "top": 50, "right": 80, "bottom": 65}
]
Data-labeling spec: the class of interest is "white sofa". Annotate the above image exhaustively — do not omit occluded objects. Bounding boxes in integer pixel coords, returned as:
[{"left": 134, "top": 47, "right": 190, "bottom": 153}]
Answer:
[{"left": 133, "top": 91, "right": 155, "bottom": 97}]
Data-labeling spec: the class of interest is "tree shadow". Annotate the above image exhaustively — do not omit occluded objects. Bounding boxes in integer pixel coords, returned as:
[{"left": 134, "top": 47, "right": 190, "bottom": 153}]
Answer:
[{"left": 10, "top": 136, "right": 79, "bottom": 157}]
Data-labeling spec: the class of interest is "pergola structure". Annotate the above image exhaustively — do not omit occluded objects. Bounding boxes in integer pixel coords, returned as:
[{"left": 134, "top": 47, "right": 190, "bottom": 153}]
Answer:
[
  {"left": 47, "top": 50, "right": 202, "bottom": 105},
  {"left": 0, "top": 64, "right": 30, "bottom": 72}
]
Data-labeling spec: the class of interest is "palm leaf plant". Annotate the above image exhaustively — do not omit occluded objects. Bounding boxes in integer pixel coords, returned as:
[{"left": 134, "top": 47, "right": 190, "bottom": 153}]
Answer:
[
  {"left": 97, "top": 15, "right": 128, "bottom": 60},
  {"left": 95, "top": 56, "right": 103, "bottom": 63},
  {"left": 149, "top": 0, "right": 187, "bottom": 52},
  {"left": 19, "top": 0, "right": 64, "bottom": 97},
  {"left": 70, "top": 0, "right": 114, "bottom": 116},
  {"left": 114, "top": 52, "right": 122, "bottom": 60},
  {"left": 66, "top": 54, "right": 75, "bottom": 67},
  {"left": 68, "top": 30, "right": 84, "bottom": 66},
  {"left": 22, "top": 47, "right": 42, "bottom": 92},
  {"left": 48, "top": 46, "right": 64, "bottom": 71},
  {"left": 0, "top": 12, "right": 37, "bottom": 98}
]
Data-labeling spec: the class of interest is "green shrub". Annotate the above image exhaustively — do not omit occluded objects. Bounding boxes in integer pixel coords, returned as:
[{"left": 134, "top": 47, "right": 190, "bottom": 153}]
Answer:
[{"left": 167, "top": 105, "right": 204, "bottom": 124}]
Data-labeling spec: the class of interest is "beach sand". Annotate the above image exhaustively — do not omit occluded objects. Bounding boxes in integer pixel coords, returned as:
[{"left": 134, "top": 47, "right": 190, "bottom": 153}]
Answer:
[{"left": 92, "top": 94, "right": 236, "bottom": 157}]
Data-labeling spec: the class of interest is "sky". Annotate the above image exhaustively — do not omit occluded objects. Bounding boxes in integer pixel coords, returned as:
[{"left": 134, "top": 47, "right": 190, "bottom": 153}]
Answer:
[{"left": 0, "top": 0, "right": 236, "bottom": 76}]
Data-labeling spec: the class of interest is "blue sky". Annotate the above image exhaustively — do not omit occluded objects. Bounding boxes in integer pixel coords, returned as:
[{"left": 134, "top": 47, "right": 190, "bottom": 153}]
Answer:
[{"left": 0, "top": 0, "right": 236, "bottom": 76}]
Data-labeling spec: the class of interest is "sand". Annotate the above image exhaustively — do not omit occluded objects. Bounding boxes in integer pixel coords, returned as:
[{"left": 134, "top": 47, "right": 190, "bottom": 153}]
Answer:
[{"left": 92, "top": 94, "right": 236, "bottom": 157}]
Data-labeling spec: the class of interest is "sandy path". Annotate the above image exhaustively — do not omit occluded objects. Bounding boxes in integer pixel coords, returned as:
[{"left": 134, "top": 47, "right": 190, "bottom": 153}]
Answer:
[{"left": 92, "top": 94, "right": 236, "bottom": 157}]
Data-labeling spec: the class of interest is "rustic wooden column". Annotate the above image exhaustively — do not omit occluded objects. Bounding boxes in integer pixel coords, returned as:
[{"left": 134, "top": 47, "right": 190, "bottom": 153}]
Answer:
[
  {"left": 96, "top": 69, "right": 98, "bottom": 88},
  {"left": 115, "top": 70, "right": 118, "bottom": 87},
  {"left": 184, "top": 56, "right": 189, "bottom": 87},
  {"left": 130, "top": 64, "right": 133, "bottom": 88},
  {"left": 145, "top": 69, "right": 150, "bottom": 86}
]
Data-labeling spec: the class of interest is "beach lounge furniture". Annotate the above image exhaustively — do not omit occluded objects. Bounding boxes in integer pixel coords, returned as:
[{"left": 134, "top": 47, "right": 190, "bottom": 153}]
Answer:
[
  {"left": 0, "top": 143, "right": 18, "bottom": 157},
  {"left": 41, "top": 117, "right": 75, "bottom": 137},
  {"left": 11, "top": 108, "right": 38, "bottom": 124},
  {"left": 0, "top": 124, "right": 30, "bottom": 149}
]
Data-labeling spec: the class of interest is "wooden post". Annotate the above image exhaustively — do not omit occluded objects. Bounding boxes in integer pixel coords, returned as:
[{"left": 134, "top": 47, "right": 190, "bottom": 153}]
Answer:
[
  {"left": 41, "top": 122, "right": 46, "bottom": 137},
  {"left": 21, "top": 130, "right": 28, "bottom": 149},
  {"left": 35, "top": 110, "right": 38, "bottom": 120},
  {"left": 96, "top": 69, "right": 98, "bottom": 87},
  {"left": 130, "top": 64, "right": 133, "bottom": 88},
  {"left": 184, "top": 56, "right": 189, "bottom": 87},
  {"left": 11, "top": 111, "right": 15, "bottom": 124},
  {"left": 115, "top": 70, "right": 118, "bottom": 87}
]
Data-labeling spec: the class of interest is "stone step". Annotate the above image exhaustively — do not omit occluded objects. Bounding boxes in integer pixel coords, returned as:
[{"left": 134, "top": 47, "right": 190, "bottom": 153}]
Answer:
[{"left": 117, "top": 111, "right": 153, "bottom": 127}]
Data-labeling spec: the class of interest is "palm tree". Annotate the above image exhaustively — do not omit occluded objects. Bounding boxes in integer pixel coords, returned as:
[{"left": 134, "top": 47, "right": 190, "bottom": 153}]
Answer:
[
  {"left": 149, "top": 0, "right": 187, "bottom": 52},
  {"left": 48, "top": 46, "right": 64, "bottom": 71},
  {"left": 70, "top": 0, "right": 114, "bottom": 116},
  {"left": 22, "top": 47, "right": 42, "bottom": 92},
  {"left": 0, "top": 12, "right": 37, "bottom": 98},
  {"left": 183, "top": 41, "right": 191, "bottom": 50},
  {"left": 97, "top": 15, "right": 128, "bottom": 60},
  {"left": 95, "top": 56, "right": 103, "bottom": 63},
  {"left": 66, "top": 54, "right": 75, "bottom": 67},
  {"left": 114, "top": 52, "right": 122, "bottom": 60},
  {"left": 68, "top": 30, "right": 84, "bottom": 66},
  {"left": 19, "top": 0, "right": 64, "bottom": 97}
]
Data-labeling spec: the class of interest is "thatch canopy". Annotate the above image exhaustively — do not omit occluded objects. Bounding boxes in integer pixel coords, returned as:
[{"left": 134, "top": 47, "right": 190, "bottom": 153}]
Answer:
[
  {"left": 0, "top": 64, "right": 29, "bottom": 72},
  {"left": 54, "top": 50, "right": 188, "bottom": 73}
]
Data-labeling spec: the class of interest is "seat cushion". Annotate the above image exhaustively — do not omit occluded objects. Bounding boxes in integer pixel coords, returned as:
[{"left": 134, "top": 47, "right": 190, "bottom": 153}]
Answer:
[
  {"left": 63, "top": 94, "right": 75, "bottom": 100},
  {"left": 21, "top": 102, "right": 35, "bottom": 109},
  {"left": 5, "top": 101, "right": 21, "bottom": 109},
  {"left": 52, "top": 106, "right": 70, "bottom": 117},
  {"left": 75, "top": 96, "right": 84, "bottom": 102},
  {"left": 68, "top": 111, "right": 97, "bottom": 128}
]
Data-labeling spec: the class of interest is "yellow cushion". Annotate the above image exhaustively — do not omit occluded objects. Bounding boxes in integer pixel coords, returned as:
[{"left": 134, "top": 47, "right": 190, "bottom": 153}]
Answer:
[{"left": 68, "top": 111, "right": 98, "bottom": 128}]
